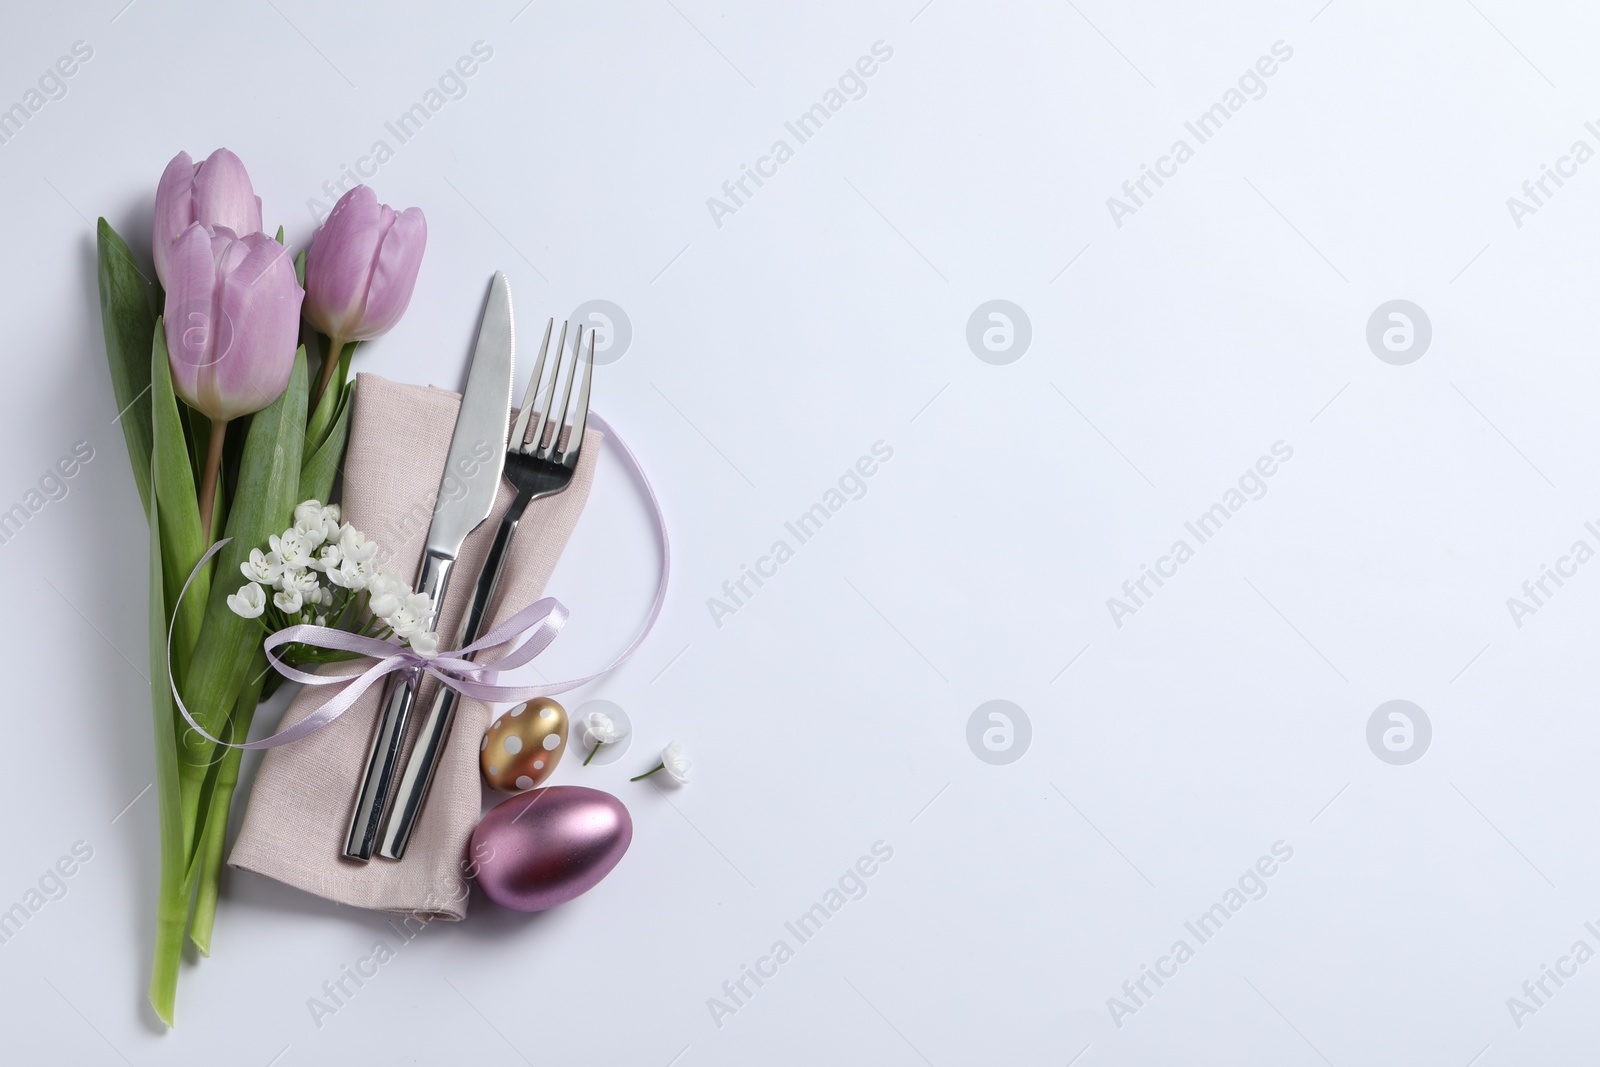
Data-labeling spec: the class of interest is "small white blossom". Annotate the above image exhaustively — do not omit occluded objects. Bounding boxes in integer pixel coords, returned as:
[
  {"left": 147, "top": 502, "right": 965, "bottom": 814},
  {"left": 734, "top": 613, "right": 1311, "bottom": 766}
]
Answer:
[
  {"left": 367, "top": 571, "right": 408, "bottom": 618},
  {"left": 337, "top": 524, "right": 379, "bottom": 564},
  {"left": 293, "top": 499, "right": 325, "bottom": 527},
  {"left": 292, "top": 501, "right": 330, "bottom": 547},
  {"left": 585, "top": 712, "right": 625, "bottom": 745},
  {"left": 269, "top": 529, "right": 312, "bottom": 568},
  {"left": 240, "top": 548, "right": 283, "bottom": 584},
  {"left": 336, "top": 555, "right": 378, "bottom": 591},
  {"left": 314, "top": 614, "right": 328, "bottom": 626},
  {"left": 387, "top": 592, "right": 433, "bottom": 638},
  {"left": 631, "top": 740, "right": 691, "bottom": 785},
  {"left": 278, "top": 567, "right": 317, "bottom": 593},
  {"left": 582, "top": 711, "right": 628, "bottom": 766},
  {"left": 659, "top": 741, "right": 691, "bottom": 783},
  {"left": 409, "top": 631, "right": 440, "bottom": 657},
  {"left": 293, "top": 512, "right": 329, "bottom": 548},
  {"left": 320, "top": 503, "right": 342, "bottom": 540},
  {"left": 274, "top": 587, "right": 303, "bottom": 613},
  {"left": 310, "top": 543, "right": 342, "bottom": 573},
  {"left": 226, "top": 582, "right": 267, "bottom": 619}
]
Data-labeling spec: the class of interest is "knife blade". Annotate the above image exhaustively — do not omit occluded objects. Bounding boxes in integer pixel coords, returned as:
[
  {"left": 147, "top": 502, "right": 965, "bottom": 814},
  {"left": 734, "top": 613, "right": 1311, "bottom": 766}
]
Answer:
[{"left": 343, "top": 271, "right": 515, "bottom": 861}]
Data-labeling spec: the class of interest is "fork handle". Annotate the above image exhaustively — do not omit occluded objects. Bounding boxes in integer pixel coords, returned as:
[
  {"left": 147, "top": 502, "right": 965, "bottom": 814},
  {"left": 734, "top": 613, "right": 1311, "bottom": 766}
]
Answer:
[
  {"left": 452, "top": 489, "right": 532, "bottom": 663},
  {"left": 377, "top": 490, "right": 533, "bottom": 859}
]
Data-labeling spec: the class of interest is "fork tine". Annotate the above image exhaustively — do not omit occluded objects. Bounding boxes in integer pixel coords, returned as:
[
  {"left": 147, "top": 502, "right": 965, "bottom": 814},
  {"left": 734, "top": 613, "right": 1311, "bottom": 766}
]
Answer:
[
  {"left": 547, "top": 324, "right": 582, "bottom": 456},
  {"left": 527, "top": 320, "right": 567, "bottom": 454},
  {"left": 534, "top": 323, "right": 578, "bottom": 459},
  {"left": 561, "top": 328, "right": 594, "bottom": 467},
  {"left": 511, "top": 318, "right": 553, "bottom": 449}
]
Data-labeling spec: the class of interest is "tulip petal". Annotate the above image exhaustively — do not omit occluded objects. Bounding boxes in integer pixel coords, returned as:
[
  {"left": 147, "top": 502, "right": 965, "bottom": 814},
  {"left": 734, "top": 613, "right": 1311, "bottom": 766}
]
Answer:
[
  {"left": 356, "top": 207, "right": 426, "bottom": 340},
  {"left": 210, "top": 233, "right": 303, "bottom": 420},
  {"left": 151, "top": 152, "right": 196, "bottom": 286},
  {"left": 163, "top": 222, "right": 222, "bottom": 409},
  {"left": 163, "top": 227, "right": 302, "bottom": 422},
  {"left": 304, "top": 186, "right": 383, "bottom": 339},
  {"left": 191, "top": 149, "right": 263, "bottom": 247}
]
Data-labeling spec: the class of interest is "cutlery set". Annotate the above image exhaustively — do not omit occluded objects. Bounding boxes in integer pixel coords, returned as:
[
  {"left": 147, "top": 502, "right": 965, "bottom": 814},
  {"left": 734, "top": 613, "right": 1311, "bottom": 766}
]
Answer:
[{"left": 345, "top": 270, "right": 594, "bottom": 862}]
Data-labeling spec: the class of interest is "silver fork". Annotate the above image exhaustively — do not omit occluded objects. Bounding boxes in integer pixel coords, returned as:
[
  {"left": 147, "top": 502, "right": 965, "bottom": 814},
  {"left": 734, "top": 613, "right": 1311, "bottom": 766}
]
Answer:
[{"left": 378, "top": 318, "right": 595, "bottom": 859}]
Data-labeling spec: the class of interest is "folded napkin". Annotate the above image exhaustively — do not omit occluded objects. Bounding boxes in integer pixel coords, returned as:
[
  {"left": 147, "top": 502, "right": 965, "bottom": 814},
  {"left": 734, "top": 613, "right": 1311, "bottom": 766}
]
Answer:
[{"left": 230, "top": 373, "right": 599, "bottom": 920}]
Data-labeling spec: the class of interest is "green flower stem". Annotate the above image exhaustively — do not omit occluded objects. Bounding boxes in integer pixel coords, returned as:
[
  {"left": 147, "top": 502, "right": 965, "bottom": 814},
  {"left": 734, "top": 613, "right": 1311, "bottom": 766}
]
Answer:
[
  {"left": 335, "top": 589, "right": 363, "bottom": 630},
  {"left": 311, "top": 338, "right": 345, "bottom": 412},
  {"left": 584, "top": 741, "right": 604, "bottom": 766},
  {"left": 149, "top": 860, "right": 187, "bottom": 1029},
  {"left": 185, "top": 755, "right": 228, "bottom": 958},
  {"left": 629, "top": 762, "right": 664, "bottom": 782},
  {"left": 188, "top": 650, "right": 267, "bottom": 955},
  {"left": 197, "top": 418, "right": 227, "bottom": 546}
]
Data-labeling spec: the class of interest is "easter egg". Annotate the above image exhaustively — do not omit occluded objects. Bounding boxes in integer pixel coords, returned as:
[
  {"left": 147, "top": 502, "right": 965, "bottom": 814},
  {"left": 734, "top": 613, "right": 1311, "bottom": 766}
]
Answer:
[
  {"left": 470, "top": 786, "right": 632, "bottom": 911},
  {"left": 481, "top": 698, "right": 567, "bottom": 792}
]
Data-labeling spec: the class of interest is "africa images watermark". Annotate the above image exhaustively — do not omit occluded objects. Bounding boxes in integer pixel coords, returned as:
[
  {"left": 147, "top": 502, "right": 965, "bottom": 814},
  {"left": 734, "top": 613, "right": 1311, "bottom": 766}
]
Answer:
[
  {"left": 305, "top": 842, "right": 494, "bottom": 1029},
  {"left": 706, "top": 41, "right": 895, "bottom": 229},
  {"left": 1503, "top": 520, "right": 1600, "bottom": 629},
  {"left": 1, "top": 440, "right": 96, "bottom": 549},
  {"left": 1105, "top": 40, "right": 1294, "bottom": 229},
  {"left": 706, "top": 841, "right": 895, "bottom": 1029},
  {"left": 1505, "top": 119, "right": 1600, "bottom": 230},
  {"left": 0, "top": 40, "right": 94, "bottom": 148},
  {"left": 306, "top": 41, "right": 495, "bottom": 223},
  {"left": 707, "top": 440, "right": 894, "bottom": 628},
  {"left": 1106, "top": 840, "right": 1294, "bottom": 1029},
  {"left": 1505, "top": 919, "right": 1600, "bottom": 1030},
  {"left": 1107, "top": 441, "right": 1294, "bottom": 628},
  {"left": 0, "top": 840, "right": 94, "bottom": 948}
]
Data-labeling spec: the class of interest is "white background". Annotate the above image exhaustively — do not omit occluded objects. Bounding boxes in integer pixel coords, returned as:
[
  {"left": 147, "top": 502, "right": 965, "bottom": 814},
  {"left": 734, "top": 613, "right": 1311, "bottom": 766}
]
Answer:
[{"left": 2, "top": 0, "right": 1598, "bottom": 1063}]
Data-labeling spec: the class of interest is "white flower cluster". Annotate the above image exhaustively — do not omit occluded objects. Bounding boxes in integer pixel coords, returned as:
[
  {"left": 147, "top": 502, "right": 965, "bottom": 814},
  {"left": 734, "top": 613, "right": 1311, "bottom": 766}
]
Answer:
[{"left": 225, "top": 498, "right": 440, "bottom": 656}]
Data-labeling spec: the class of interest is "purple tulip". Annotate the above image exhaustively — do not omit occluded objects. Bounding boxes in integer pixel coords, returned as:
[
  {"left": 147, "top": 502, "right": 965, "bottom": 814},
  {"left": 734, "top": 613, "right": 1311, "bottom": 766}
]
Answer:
[
  {"left": 152, "top": 148, "right": 263, "bottom": 287},
  {"left": 304, "top": 185, "right": 426, "bottom": 343},
  {"left": 163, "top": 223, "right": 303, "bottom": 422}
]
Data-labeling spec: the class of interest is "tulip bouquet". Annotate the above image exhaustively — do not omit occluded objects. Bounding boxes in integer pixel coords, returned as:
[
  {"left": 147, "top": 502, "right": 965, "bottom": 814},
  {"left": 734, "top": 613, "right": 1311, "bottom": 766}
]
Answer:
[{"left": 95, "top": 148, "right": 426, "bottom": 1026}]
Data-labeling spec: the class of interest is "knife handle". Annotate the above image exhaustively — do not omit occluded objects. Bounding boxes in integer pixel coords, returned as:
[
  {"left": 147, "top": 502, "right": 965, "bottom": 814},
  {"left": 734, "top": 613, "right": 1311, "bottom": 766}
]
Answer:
[
  {"left": 378, "top": 495, "right": 529, "bottom": 859},
  {"left": 345, "top": 550, "right": 454, "bottom": 860}
]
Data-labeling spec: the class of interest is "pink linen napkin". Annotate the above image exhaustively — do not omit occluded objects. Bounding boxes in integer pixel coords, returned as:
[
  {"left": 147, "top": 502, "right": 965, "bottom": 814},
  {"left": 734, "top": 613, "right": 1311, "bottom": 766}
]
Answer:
[{"left": 230, "top": 373, "right": 599, "bottom": 919}]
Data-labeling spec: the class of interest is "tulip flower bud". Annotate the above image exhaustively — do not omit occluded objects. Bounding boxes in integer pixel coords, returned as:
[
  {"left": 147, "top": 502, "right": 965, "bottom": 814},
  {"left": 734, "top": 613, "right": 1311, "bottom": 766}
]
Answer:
[
  {"left": 164, "top": 224, "right": 303, "bottom": 422},
  {"left": 152, "top": 148, "right": 264, "bottom": 287},
  {"left": 303, "top": 185, "right": 427, "bottom": 342}
]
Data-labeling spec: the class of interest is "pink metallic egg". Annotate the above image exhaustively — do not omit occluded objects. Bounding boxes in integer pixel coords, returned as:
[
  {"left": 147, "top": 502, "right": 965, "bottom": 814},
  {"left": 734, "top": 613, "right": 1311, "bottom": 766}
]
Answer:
[{"left": 470, "top": 786, "right": 632, "bottom": 911}]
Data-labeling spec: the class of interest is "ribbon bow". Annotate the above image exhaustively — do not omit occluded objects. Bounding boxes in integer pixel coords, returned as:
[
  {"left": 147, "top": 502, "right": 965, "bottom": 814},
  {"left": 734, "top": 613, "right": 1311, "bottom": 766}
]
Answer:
[{"left": 170, "top": 411, "right": 668, "bottom": 752}]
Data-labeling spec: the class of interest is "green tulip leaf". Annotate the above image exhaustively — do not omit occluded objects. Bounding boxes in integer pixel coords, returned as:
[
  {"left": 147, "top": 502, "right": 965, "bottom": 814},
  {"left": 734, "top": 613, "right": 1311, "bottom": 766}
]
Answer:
[
  {"left": 145, "top": 477, "right": 186, "bottom": 1029},
  {"left": 188, "top": 648, "right": 267, "bottom": 955},
  {"left": 97, "top": 218, "right": 158, "bottom": 517},
  {"left": 299, "top": 379, "right": 354, "bottom": 505},
  {"left": 150, "top": 320, "right": 208, "bottom": 674}
]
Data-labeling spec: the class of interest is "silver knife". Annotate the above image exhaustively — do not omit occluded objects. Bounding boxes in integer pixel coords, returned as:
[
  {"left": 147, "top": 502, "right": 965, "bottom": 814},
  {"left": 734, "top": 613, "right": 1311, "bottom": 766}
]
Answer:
[{"left": 343, "top": 271, "right": 515, "bottom": 861}]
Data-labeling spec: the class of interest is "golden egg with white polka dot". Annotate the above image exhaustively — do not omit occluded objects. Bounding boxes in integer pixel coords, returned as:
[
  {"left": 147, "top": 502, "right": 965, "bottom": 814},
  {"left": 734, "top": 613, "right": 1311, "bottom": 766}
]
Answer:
[{"left": 480, "top": 698, "right": 568, "bottom": 792}]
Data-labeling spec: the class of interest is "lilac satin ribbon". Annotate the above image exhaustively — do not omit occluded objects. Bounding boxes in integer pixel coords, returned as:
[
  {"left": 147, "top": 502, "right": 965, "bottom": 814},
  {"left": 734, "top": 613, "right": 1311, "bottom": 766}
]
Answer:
[{"left": 169, "top": 410, "right": 670, "bottom": 751}]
